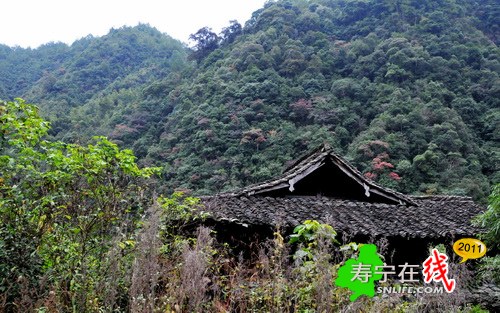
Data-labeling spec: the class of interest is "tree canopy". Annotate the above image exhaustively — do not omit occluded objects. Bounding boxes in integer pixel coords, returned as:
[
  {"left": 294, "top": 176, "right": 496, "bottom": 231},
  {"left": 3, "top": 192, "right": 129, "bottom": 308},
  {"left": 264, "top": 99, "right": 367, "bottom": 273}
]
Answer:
[{"left": 0, "top": 1, "right": 498, "bottom": 200}]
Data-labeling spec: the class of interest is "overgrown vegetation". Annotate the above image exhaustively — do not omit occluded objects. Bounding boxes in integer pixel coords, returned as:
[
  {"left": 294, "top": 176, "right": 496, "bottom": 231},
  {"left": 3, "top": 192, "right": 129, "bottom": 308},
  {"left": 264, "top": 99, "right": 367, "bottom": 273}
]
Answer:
[
  {"left": 473, "top": 183, "right": 500, "bottom": 310},
  {"left": 0, "top": 99, "right": 159, "bottom": 311},
  {"left": 2, "top": 99, "right": 494, "bottom": 312},
  {"left": 1, "top": 0, "right": 498, "bottom": 311}
]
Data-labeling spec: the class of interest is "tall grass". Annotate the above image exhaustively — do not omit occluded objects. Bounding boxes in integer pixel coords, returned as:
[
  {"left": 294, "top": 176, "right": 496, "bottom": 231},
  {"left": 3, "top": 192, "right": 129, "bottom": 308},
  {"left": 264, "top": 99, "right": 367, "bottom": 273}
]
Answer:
[{"left": 1, "top": 203, "right": 487, "bottom": 313}]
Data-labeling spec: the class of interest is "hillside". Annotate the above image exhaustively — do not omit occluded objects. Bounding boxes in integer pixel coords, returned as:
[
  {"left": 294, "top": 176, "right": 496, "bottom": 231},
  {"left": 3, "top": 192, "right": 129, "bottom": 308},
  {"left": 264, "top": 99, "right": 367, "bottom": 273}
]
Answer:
[
  {"left": 0, "top": 24, "right": 190, "bottom": 140},
  {"left": 1, "top": 2, "right": 499, "bottom": 310},
  {"left": 142, "top": 0, "right": 499, "bottom": 199},
  {"left": 1, "top": 0, "right": 499, "bottom": 200}
]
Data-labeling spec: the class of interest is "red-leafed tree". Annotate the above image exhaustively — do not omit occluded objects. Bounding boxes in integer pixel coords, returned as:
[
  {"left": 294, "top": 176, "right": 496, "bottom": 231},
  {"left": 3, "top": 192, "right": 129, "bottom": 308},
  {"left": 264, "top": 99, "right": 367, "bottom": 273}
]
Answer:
[{"left": 364, "top": 152, "right": 401, "bottom": 188}]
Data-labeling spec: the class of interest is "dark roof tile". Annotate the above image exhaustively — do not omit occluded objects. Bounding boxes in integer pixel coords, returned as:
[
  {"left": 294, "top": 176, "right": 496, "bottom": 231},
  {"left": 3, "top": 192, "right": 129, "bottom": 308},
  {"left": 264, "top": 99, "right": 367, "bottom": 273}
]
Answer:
[
  {"left": 218, "top": 144, "right": 416, "bottom": 206},
  {"left": 202, "top": 195, "right": 484, "bottom": 238},
  {"left": 200, "top": 144, "right": 486, "bottom": 238}
]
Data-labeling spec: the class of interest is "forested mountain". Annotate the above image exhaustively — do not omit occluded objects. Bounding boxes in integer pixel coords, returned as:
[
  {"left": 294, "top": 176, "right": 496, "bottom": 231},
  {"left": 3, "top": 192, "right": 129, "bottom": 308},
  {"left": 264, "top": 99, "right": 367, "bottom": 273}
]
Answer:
[
  {"left": 145, "top": 0, "right": 499, "bottom": 199},
  {"left": 1, "top": 0, "right": 498, "bottom": 200},
  {"left": 0, "top": 42, "right": 71, "bottom": 101},
  {"left": 0, "top": 24, "right": 190, "bottom": 140}
]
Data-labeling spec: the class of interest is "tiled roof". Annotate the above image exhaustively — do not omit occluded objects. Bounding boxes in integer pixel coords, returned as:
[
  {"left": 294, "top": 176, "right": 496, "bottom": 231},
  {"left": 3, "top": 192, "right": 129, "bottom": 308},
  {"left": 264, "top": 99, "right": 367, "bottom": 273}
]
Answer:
[
  {"left": 201, "top": 144, "right": 485, "bottom": 238},
  {"left": 219, "top": 144, "right": 416, "bottom": 206},
  {"left": 202, "top": 195, "right": 484, "bottom": 238}
]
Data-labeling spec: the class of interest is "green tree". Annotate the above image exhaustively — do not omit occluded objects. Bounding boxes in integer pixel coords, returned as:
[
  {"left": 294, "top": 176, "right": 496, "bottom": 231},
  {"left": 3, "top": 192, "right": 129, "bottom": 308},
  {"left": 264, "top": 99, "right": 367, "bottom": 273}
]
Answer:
[
  {"left": 473, "top": 183, "right": 500, "bottom": 297},
  {"left": 189, "top": 27, "right": 220, "bottom": 62},
  {"left": 220, "top": 20, "right": 242, "bottom": 45},
  {"left": 0, "top": 99, "right": 160, "bottom": 311},
  {"left": 474, "top": 183, "right": 500, "bottom": 251}
]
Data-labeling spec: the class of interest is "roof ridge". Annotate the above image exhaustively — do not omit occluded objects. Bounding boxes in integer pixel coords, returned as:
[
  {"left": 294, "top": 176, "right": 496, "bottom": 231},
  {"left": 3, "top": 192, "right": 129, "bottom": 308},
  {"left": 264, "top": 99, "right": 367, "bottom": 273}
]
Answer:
[
  {"left": 324, "top": 150, "right": 415, "bottom": 206},
  {"left": 283, "top": 143, "right": 331, "bottom": 174},
  {"left": 411, "top": 195, "right": 474, "bottom": 201},
  {"left": 214, "top": 143, "right": 416, "bottom": 206}
]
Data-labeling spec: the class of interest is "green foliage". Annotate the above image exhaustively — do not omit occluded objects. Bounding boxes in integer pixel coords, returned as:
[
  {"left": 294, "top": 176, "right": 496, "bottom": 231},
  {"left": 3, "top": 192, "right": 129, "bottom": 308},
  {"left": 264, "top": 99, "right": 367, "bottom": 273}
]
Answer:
[
  {"left": 473, "top": 182, "right": 500, "bottom": 300},
  {"left": 158, "top": 191, "right": 207, "bottom": 222},
  {"left": 477, "top": 256, "right": 500, "bottom": 286},
  {"left": 0, "top": 6, "right": 498, "bottom": 310},
  {"left": 188, "top": 27, "right": 220, "bottom": 62},
  {"left": 0, "top": 2, "right": 497, "bottom": 200},
  {"left": 0, "top": 99, "right": 160, "bottom": 311},
  {"left": 119, "top": 0, "right": 495, "bottom": 198},
  {"left": 0, "top": 24, "right": 190, "bottom": 148},
  {"left": 289, "top": 220, "right": 339, "bottom": 248},
  {"left": 463, "top": 304, "right": 490, "bottom": 313},
  {"left": 156, "top": 191, "right": 209, "bottom": 255},
  {"left": 288, "top": 220, "right": 339, "bottom": 265},
  {"left": 474, "top": 183, "right": 500, "bottom": 250},
  {"left": 0, "top": 96, "right": 486, "bottom": 311}
]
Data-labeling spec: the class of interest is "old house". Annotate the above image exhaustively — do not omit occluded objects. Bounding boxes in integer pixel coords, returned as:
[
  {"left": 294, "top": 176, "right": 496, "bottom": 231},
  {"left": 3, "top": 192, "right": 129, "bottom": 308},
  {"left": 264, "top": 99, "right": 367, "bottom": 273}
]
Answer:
[{"left": 202, "top": 144, "right": 484, "bottom": 263}]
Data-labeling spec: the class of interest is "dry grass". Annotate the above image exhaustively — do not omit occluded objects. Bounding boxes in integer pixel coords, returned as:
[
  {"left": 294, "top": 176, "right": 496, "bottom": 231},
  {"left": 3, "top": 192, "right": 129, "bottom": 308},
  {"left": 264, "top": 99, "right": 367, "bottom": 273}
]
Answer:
[
  {"left": 2, "top": 214, "right": 489, "bottom": 313},
  {"left": 129, "top": 203, "right": 164, "bottom": 313}
]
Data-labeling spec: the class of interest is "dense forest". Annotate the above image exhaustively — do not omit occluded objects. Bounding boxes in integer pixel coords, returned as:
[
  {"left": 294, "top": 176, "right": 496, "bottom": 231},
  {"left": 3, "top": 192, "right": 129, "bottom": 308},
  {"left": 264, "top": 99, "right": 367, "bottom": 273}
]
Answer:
[
  {"left": 1, "top": 0, "right": 498, "bottom": 200},
  {"left": 1, "top": 0, "right": 499, "bottom": 311}
]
